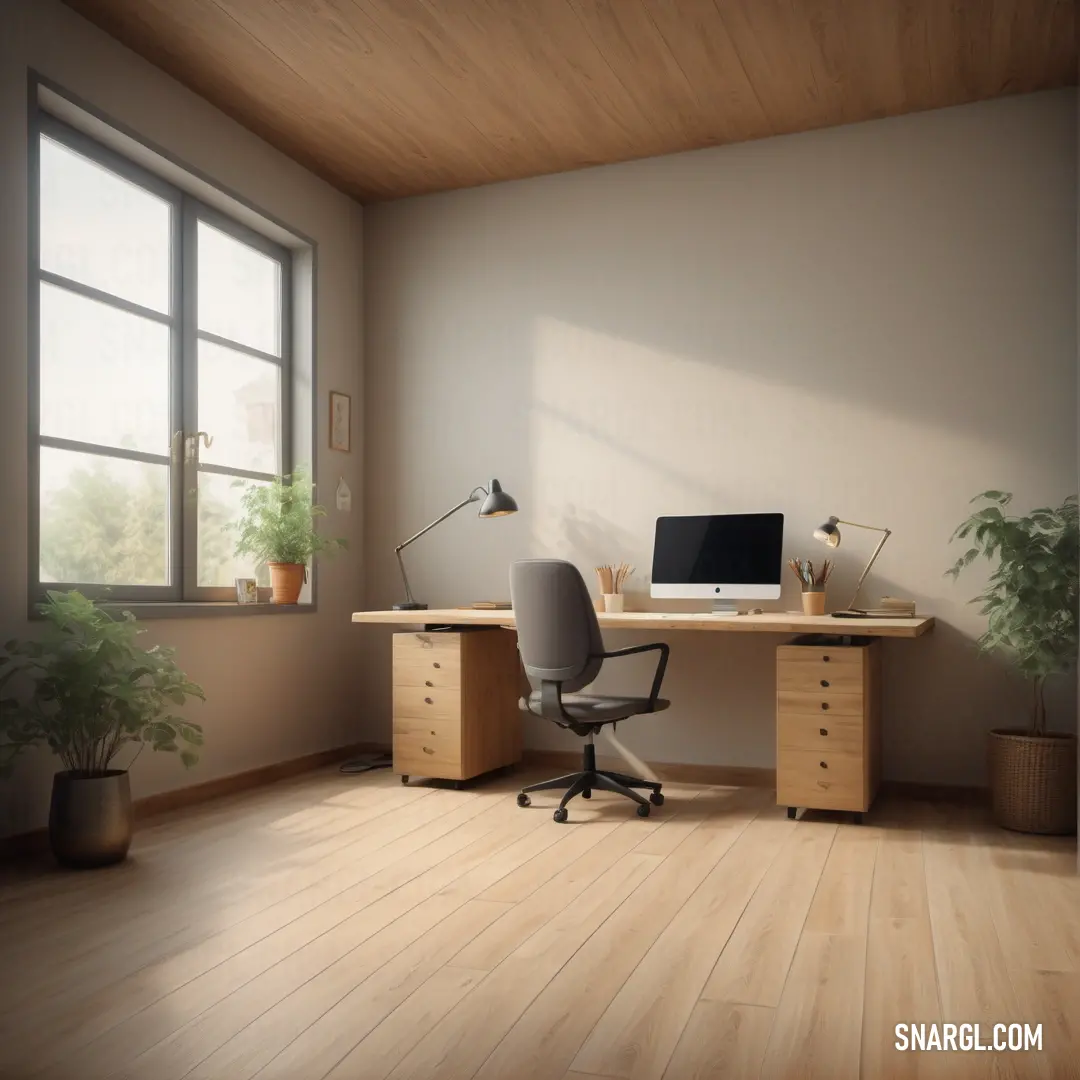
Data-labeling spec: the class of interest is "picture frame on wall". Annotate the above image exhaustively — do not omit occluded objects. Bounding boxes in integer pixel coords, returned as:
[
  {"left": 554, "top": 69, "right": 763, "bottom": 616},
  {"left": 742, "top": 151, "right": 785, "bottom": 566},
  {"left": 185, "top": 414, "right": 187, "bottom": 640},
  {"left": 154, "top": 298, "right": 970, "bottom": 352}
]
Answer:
[{"left": 329, "top": 391, "right": 351, "bottom": 452}]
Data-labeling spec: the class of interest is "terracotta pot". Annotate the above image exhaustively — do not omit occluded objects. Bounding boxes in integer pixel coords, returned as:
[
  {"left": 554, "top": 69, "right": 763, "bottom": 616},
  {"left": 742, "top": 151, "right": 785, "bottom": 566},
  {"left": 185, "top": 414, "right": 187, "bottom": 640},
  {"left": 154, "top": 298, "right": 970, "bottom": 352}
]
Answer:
[
  {"left": 268, "top": 562, "right": 306, "bottom": 604},
  {"left": 801, "top": 587, "right": 826, "bottom": 616},
  {"left": 988, "top": 729, "right": 1077, "bottom": 835},
  {"left": 49, "top": 770, "right": 132, "bottom": 868}
]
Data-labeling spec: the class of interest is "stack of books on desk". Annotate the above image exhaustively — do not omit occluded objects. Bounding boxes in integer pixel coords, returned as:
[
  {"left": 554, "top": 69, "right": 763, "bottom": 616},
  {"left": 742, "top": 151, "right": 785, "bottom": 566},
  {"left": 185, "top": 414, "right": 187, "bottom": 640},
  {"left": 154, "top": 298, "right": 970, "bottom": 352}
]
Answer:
[{"left": 867, "top": 595, "right": 917, "bottom": 617}]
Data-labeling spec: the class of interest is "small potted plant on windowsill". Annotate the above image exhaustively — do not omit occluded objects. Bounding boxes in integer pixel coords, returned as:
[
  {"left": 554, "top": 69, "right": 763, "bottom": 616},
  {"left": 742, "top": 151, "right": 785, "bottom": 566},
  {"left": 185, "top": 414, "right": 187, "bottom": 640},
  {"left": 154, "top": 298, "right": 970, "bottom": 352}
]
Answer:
[
  {"left": 947, "top": 491, "right": 1078, "bottom": 835},
  {"left": 231, "top": 466, "right": 345, "bottom": 605},
  {"left": 0, "top": 590, "right": 205, "bottom": 868}
]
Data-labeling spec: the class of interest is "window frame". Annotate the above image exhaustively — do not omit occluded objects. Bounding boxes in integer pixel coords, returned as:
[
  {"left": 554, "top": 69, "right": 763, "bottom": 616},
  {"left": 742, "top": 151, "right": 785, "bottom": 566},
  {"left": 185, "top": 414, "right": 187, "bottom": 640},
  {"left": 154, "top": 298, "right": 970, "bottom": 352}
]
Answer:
[{"left": 30, "top": 113, "right": 294, "bottom": 606}]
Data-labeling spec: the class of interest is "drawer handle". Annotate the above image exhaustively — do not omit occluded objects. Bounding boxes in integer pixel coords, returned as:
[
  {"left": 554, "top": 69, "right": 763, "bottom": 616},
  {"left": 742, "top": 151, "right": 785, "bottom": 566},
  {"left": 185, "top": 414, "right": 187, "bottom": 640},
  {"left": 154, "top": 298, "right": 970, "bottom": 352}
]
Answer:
[
  {"left": 424, "top": 697, "right": 434, "bottom": 705},
  {"left": 433, "top": 662, "right": 441, "bottom": 669},
  {"left": 822, "top": 655, "right": 830, "bottom": 662},
  {"left": 819, "top": 760, "right": 828, "bottom": 769},
  {"left": 819, "top": 727, "right": 828, "bottom": 737},
  {"left": 422, "top": 746, "right": 435, "bottom": 755},
  {"left": 820, "top": 702, "right": 830, "bottom": 711},
  {"left": 425, "top": 680, "right": 434, "bottom": 687},
  {"left": 820, "top": 679, "right": 830, "bottom": 688}
]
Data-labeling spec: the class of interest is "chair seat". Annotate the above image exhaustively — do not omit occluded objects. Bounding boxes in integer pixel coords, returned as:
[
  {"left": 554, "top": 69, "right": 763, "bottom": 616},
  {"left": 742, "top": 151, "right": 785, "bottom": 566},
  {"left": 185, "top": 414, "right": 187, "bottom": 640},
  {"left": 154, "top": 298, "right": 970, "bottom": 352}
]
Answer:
[{"left": 522, "top": 691, "right": 670, "bottom": 723}]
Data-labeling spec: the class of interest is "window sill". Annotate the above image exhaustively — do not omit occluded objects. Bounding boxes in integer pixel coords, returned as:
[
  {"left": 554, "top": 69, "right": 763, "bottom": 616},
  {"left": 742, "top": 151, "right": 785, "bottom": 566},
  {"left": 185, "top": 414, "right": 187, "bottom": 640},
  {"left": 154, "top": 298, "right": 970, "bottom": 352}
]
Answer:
[
  {"left": 111, "top": 602, "right": 318, "bottom": 620},
  {"left": 30, "top": 601, "right": 317, "bottom": 621}
]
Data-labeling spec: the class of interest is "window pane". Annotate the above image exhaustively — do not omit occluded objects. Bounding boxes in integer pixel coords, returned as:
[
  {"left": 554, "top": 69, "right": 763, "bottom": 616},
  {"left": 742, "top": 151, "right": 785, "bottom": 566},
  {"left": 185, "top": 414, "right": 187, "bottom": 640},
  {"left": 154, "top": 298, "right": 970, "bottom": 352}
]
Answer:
[
  {"left": 40, "top": 283, "right": 170, "bottom": 455},
  {"left": 198, "top": 471, "right": 269, "bottom": 588},
  {"left": 198, "top": 222, "right": 281, "bottom": 355},
  {"left": 40, "top": 448, "right": 169, "bottom": 586},
  {"left": 198, "top": 340, "right": 280, "bottom": 474},
  {"left": 40, "top": 135, "right": 171, "bottom": 314}
]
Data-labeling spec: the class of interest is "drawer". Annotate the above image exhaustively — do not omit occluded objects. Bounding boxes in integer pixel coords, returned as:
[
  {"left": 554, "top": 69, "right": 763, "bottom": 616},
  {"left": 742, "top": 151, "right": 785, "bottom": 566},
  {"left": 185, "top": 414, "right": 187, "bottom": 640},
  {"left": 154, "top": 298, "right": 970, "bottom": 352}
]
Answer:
[
  {"left": 393, "top": 730, "right": 463, "bottom": 778},
  {"left": 393, "top": 652, "right": 462, "bottom": 691},
  {"left": 777, "top": 645, "right": 865, "bottom": 667},
  {"left": 393, "top": 631, "right": 461, "bottom": 663},
  {"left": 392, "top": 684, "right": 461, "bottom": 722},
  {"left": 392, "top": 714, "right": 462, "bottom": 743},
  {"left": 777, "top": 748, "right": 866, "bottom": 812},
  {"left": 777, "top": 662, "right": 863, "bottom": 695},
  {"left": 777, "top": 712, "right": 863, "bottom": 755},
  {"left": 777, "top": 690, "right": 864, "bottom": 718}
]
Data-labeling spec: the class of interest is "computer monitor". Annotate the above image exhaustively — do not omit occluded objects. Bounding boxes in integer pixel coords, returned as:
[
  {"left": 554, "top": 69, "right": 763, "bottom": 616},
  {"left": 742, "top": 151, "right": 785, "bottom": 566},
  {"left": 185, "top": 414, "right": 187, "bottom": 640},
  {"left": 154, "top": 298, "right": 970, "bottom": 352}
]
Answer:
[{"left": 651, "top": 513, "right": 785, "bottom": 612}]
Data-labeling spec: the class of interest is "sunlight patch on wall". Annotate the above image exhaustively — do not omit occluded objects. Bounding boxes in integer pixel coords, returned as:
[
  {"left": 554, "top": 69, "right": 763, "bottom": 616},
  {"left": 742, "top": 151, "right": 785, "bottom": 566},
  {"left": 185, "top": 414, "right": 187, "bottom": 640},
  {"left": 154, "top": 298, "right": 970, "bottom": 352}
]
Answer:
[{"left": 528, "top": 314, "right": 996, "bottom": 598}]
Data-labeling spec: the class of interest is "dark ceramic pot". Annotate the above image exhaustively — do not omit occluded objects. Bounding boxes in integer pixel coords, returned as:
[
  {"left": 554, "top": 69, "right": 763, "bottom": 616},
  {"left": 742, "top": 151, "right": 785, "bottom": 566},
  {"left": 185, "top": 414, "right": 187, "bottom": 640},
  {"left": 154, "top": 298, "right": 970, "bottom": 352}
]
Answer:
[{"left": 49, "top": 770, "right": 132, "bottom": 868}]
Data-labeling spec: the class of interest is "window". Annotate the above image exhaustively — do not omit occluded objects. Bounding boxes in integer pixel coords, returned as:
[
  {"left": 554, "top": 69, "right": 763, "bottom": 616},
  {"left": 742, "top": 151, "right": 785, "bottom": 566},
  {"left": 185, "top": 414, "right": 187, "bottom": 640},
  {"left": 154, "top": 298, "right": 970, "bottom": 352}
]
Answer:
[{"left": 31, "top": 116, "right": 292, "bottom": 604}]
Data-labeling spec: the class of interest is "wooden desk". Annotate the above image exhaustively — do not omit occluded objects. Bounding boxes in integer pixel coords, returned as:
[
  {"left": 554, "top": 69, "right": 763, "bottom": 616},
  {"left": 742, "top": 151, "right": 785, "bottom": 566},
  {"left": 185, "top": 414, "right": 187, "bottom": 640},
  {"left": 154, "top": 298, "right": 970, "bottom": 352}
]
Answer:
[
  {"left": 352, "top": 608, "right": 934, "bottom": 639},
  {"left": 352, "top": 607, "right": 934, "bottom": 815}
]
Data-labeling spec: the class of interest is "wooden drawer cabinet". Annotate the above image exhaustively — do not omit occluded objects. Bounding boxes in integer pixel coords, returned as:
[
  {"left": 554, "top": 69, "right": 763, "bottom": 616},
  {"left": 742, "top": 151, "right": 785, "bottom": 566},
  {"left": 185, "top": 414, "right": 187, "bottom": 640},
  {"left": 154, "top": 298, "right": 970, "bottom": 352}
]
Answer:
[
  {"left": 392, "top": 629, "right": 522, "bottom": 783},
  {"left": 776, "top": 640, "right": 881, "bottom": 818}
]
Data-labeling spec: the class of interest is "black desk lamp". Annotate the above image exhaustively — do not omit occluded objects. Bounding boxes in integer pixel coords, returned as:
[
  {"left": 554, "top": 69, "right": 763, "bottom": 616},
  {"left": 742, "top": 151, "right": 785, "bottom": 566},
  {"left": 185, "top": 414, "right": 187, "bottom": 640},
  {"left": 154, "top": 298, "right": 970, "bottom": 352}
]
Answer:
[
  {"left": 393, "top": 479, "right": 518, "bottom": 610},
  {"left": 814, "top": 515, "right": 892, "bottom": 617}
]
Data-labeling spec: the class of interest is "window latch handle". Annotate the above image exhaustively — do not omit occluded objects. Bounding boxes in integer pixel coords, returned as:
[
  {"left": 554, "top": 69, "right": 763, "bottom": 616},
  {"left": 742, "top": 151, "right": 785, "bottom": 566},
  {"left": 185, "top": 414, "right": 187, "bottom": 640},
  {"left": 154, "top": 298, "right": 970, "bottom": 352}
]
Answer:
[{"left": 184, "top": 431, "right": 214, "bottom": 463}]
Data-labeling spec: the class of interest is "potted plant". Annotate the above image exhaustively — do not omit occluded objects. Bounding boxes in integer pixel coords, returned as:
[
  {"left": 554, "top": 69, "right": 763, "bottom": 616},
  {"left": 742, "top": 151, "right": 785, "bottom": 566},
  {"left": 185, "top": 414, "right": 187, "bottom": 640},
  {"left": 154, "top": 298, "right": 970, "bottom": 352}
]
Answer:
[
  {"left": 231, "top": 466, "right": 345, "bottom": 604},
  {"left": 0, "top": 591, "right": 205, "bottom": 867},
  {"left": 947, "top": 491, "right": 1078, "bottom": 834}
]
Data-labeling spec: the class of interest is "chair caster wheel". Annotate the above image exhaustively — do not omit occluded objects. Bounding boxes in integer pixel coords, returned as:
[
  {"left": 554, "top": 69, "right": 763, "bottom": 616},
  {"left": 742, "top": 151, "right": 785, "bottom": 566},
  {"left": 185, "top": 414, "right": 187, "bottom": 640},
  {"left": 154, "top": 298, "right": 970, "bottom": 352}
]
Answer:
[
  {"left": 400, "top": 775, "right": 409, "bottom": 785},
  {"left": 581, "top": 789, "right": 591, "bottom": 799},
  {"left": 649, "top": 792, "right": 665, "bottom": 807},
  {"left": 553, "top": 808, "right": 568, "bottom": 823},
  {"left": 516, "top": 793, "right": 531, "bottom": 808},
  {"left": 636, "top": 803, "right": 651, "bottom": 818}
]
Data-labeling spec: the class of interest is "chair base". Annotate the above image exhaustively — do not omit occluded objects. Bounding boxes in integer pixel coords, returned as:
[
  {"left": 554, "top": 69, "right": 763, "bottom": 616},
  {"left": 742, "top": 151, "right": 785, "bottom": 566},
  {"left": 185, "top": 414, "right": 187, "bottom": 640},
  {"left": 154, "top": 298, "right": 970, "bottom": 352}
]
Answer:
[{"left": 517, "top": 740, "right": 663, "bottom": 822}]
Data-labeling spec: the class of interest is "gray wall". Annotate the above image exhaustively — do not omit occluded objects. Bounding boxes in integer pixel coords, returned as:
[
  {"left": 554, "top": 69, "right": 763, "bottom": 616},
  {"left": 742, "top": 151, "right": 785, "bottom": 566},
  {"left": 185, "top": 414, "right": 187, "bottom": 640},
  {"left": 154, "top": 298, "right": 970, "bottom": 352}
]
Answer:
[
  {"left": 0, "top": 0, "right": 366, "bottom": 836},
  {"left": 363, "top": 90, "right": 1078, "bottom": 787}
]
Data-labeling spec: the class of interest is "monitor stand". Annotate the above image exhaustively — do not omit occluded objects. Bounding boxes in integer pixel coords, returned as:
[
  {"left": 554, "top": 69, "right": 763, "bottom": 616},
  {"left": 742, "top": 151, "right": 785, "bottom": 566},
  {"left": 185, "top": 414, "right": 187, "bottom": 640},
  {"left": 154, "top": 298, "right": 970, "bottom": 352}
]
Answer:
[{"left": 711, "top": 600, "right": 740, "bottom": 614}]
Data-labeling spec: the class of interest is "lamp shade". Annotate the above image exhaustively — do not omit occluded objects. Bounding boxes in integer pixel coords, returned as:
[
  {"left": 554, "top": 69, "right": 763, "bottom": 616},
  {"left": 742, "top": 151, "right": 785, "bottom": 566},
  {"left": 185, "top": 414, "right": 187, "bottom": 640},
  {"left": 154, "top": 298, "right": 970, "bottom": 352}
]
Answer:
[
  {"left": 479, "top": 479, "right": 517, "bottom": 517},
  {"left": 814, "top": 516, "right": 841, "bottom": 548}
]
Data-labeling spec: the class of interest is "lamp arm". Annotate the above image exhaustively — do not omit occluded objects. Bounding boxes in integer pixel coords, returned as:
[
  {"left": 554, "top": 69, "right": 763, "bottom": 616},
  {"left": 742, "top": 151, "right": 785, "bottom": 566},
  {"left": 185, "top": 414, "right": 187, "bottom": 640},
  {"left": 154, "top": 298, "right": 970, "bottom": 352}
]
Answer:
[
  {"left": 847, "top": 528, "right": 892, "bottom": 611},
  {"left": 394, "top": 488, "right": 486, "bottom": 553},
  {"left": 393, "top": 488, "right": 488, "bottom": 603},
  {"left": 836, "top": 519, "right": 891, "bottom": 535}
]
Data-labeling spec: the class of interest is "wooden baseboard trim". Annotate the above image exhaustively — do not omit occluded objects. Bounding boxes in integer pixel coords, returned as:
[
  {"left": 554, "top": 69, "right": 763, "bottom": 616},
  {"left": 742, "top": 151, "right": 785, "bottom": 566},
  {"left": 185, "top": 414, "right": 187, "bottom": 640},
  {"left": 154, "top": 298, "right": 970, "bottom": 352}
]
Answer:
[
  {"left": 520, "top": 748, "right": 776, "bottom": 789},
  {"left": 1, "top": 742, "right": 386, "bottom": 862},
  {"left": 133, "top": 742, "right": 388, "bottom": 819},
  {"left": 880, "top": 779, "right": 989, "bottom": 803}
]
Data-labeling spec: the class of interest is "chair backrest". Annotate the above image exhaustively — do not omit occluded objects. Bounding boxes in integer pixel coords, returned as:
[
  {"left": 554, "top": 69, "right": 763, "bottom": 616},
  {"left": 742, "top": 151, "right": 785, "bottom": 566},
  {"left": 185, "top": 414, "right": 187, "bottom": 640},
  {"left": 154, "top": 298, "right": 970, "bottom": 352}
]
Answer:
[{"left": 510, "top": 559, "right": 604, "bottom": 693}]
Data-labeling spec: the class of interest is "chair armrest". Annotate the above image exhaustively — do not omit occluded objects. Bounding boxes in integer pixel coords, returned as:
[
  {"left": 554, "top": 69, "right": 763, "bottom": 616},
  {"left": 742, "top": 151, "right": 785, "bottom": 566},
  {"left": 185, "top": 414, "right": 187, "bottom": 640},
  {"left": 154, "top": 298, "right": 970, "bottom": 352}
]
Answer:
[
  {"left": 593, "top": 642, "right": 669, "bottom": 710},
  {"left": 538, "top": 679, "right": 575, "bottom": 724}
]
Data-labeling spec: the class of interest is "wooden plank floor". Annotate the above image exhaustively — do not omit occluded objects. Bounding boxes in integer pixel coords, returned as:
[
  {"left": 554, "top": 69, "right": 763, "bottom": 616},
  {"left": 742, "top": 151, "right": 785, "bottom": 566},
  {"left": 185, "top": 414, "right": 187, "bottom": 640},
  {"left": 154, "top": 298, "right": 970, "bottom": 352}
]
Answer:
[{"left": 0, "top": 767, "right": 1077, "bottom": 1080}]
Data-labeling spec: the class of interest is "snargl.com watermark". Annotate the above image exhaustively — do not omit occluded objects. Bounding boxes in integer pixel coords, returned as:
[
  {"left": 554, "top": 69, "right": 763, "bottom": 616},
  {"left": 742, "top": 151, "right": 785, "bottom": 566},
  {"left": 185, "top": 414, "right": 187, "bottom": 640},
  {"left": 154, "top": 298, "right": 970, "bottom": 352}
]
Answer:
[{"left": 895, "top": 1024, "right": 1042, "bottom": 1052}]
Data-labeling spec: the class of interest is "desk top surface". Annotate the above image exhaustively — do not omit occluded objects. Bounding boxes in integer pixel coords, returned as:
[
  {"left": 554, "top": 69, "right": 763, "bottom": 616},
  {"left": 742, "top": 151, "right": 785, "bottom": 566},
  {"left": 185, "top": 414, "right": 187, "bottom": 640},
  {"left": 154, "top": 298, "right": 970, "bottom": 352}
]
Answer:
[{"left": 351, "top": 608, "right": 935, "bottom": 638}]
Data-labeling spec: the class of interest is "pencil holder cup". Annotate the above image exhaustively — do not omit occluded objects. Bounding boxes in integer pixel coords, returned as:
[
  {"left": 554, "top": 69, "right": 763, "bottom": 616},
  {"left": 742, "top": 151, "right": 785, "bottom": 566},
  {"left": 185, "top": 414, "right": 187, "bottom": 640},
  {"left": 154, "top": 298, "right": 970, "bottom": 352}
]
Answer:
[
  {"left": 603, "top": 593, "right": 625, "bottom": 613},
  {"left": 801, "top": 587, "right": 826, "bottom": 616}
]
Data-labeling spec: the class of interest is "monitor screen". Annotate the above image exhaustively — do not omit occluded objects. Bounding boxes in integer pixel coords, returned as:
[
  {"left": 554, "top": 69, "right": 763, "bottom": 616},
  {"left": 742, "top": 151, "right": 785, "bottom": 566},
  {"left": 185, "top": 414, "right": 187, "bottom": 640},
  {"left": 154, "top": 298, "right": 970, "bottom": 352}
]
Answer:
[{"left": 651, "top": 514, "right": 784, "bottom": 599}]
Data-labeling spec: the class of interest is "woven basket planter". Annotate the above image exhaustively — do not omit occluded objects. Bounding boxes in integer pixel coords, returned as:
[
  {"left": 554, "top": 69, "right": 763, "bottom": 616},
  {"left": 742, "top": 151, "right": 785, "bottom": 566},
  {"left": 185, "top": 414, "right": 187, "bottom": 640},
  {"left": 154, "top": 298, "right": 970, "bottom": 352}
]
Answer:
[{"left": 988, "top": 729, "right": 1077, "bottom": 835}]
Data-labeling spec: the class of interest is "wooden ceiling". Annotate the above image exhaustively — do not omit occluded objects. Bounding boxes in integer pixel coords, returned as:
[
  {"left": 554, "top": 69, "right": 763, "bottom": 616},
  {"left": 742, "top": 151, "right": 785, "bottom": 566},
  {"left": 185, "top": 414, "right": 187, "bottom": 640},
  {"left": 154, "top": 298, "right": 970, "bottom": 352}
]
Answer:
[{"left": 63, "top": 0, "right": 1077, "bottom": 203}]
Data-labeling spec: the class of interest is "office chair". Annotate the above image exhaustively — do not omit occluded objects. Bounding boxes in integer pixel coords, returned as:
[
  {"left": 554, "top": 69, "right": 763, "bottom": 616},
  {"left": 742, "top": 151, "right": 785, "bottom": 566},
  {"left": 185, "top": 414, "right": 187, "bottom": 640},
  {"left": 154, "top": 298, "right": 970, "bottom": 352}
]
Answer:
[{"left": 509, "top": 559, "right": 670, "bottom": 822}]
